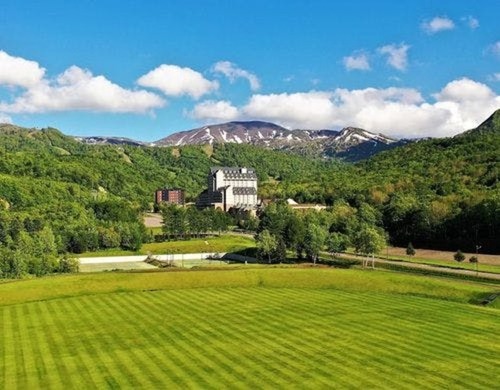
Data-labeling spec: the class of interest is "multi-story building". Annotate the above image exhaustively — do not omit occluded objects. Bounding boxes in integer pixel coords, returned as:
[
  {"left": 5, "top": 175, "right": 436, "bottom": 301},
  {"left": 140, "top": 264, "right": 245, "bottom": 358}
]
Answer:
[
  {"left": 155, "top": 188, "right": 185, "bottom": 205},
  {"left": 196, "top": 167, "right": 258, "bottom": 211}
]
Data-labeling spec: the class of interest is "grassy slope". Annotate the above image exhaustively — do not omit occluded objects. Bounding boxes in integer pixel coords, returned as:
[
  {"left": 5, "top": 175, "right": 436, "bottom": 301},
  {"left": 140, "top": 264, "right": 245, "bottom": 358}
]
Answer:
[
  {"left": 78, "top": 235, "right": 256, "bottom": 257},
  {"left": 1, "top": 269, "right": 498, "bottom": 388},
  {"left": 0, "top": 268, "right": 496, "bottom": 306}
]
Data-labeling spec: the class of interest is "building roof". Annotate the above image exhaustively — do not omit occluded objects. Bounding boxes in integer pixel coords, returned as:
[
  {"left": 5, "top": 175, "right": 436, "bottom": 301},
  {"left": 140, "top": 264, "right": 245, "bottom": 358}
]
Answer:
[{"left": 211, "top": 167, "right": 257, "bottom": 180}]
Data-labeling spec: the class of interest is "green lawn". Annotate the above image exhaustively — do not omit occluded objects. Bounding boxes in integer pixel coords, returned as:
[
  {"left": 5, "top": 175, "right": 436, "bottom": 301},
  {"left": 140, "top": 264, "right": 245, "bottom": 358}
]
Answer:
[
  {"left": 1, "top": 268, "right": 499, "bottom": 388},
  {"left": 78, "top": 234, "right": 255, "bottom": 257}
]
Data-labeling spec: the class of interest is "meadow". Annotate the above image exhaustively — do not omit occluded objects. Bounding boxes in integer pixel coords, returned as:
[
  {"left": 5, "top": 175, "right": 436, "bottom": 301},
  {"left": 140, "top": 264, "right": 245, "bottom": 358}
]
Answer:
[{"left": 1, "top": 268, "right": 498, "bottom": 389}]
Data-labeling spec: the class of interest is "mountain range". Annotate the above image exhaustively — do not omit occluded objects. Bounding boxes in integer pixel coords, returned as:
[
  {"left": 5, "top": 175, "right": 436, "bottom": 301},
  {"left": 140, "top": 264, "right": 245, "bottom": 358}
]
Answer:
[{"left": 77, "top": 121, "right": 411, "bottom": 161}]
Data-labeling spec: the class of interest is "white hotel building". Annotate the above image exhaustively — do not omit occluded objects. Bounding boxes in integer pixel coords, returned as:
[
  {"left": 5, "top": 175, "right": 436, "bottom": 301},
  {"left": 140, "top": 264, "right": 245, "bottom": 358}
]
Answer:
[{"left": 196, "top": 167, "right": 258, "bottom": 211}]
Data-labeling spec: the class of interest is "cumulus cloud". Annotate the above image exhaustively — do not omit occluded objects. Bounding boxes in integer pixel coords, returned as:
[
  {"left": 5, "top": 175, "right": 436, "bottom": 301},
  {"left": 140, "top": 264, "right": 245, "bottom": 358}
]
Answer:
[
  {"left": 0, "top": 51, "right": 46, "bottom": 88},
  {"left": 137, "top": 64, "right": 218, "bottom": 99},
  {"left": 421, "top": 16, "right": 455, "bottom": 34},
  {"left": 0, "top": 113, "right": 12, "bottom": 124},
  {"left": 0, "top": 65, "right": 165, "bottom": 114},
  {"left": 243, "top": 92, "right": 336, "bottom": 129},
  {"left": 212, "top": 61, "right": 260, "bottom": 91},
  {"left": 189, "top": 78, "right": 499, "bottom": 138},
  {"left": 378, "top": 43, "right": 410, "bottom": 71},
  {"left": 343, "top": 52, "right": 371, "bottom": 71},
  {"left": 462, "top": 16, "right": 479, "bottom": 29},
  {"left": 189, "top": 100, "right": 239, "bottom": 122}
]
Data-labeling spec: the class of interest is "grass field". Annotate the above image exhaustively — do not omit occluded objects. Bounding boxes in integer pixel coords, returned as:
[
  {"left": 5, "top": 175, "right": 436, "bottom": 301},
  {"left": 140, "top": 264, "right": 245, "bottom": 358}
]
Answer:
[
  {"left": 1, "top": 268, "right": 499, "bottom": 388},
  {"left": 79, "top": 234, "right": 255, "bottom": 258},
  {"left": 79, "top": 261, "right": 158, "bottom": 272}
]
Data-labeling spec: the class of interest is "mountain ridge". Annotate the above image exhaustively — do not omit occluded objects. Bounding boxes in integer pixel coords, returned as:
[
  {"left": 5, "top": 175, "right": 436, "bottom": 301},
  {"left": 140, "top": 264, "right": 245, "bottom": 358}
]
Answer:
[{"left": 153, "top": 121, "right": 405, "bottom": 161}]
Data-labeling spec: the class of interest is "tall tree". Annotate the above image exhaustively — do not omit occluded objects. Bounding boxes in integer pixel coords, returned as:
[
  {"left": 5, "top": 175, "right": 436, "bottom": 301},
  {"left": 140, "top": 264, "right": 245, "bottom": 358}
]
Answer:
[
  {"left": 353, "top": 225, "right": 386, "bottom": 256},
  {"left": 256, "top": 229, "right": 278, "bottom": 264},
  {"left": 326, "top": 232, "right": 349, "bottom": 256},
  {"left": 304, "top": 223, "right": 328, "bottom": 264}
]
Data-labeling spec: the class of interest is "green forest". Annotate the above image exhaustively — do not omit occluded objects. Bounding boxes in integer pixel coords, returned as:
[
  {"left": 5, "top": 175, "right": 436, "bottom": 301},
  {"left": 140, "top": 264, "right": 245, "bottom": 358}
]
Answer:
[{"left": 0, "top": 109, "right": 498, "bottom": 277}]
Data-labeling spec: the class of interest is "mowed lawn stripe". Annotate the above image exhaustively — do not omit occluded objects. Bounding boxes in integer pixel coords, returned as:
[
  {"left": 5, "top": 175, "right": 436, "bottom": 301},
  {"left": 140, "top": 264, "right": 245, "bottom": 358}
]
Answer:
[
  {"left": 11, "top": 305, "right": 35, "bottom": 389},
  {"left": 131, "top": 291, "right": 263, "bottom": 389},
  {"left": 198, "top": 287, "right": 351, "bottom": 387},
  {"left": 1, "top": 269, "right": 499, "bottom": 389},
  {"left": 21, "top": 305, "right": 49, "bottom": 389},
  {"left": 93, "top": 293, "right": 195, "bottom": 388},
  {"left": 70, "top": 296, "right": 141, "bottom": 388},
  {"left": 219, "top": 287, "right": 404, "bottom": 388},
  {"left": 167, "top": 288, "right": 301, "bottom": 388},
  {"left": 98, "top": 294, "right": 184, "bottom": 388},
  {"left": 83, "top": 296, "right": 154, "bottom": 388},
  {"left": 122, "top": 292, "right": 252, "bottom": 390},
  {"left": 2, "top": 307, "right": 21, "bottom": 389},
  {"left": 322, "top": 297, "right": 494, "bottom": 378},
  {"left": 63, "top": 296, "right": 142, "bottom": 388},
  {"left": 313, "top": 290, "right": 498, "bottom": 389},
  {"left": 334, "top": 289, "right": 499, "bottom": 364},
  {"left": 199, "top": 287, "right": 379, "bottom": 389},
  {"left": 32, "top": 300, "right": 75, "bottom": 389},
  {"left": 97, "top": 295, "right": 168, "bottom": 387},
  {"left": 45, "top": 300, "right": 98, "bottom": 388},
  {"left": 218, "top": 287, "right": 494, "bottom": 389},
  {"left": 335, "top": 315, "right": 459, "bottom": 389}
]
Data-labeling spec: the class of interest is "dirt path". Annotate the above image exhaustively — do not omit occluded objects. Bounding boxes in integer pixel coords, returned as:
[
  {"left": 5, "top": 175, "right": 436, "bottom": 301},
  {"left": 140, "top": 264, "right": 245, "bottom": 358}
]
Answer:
[
  {"left": 144, "top": 213, "right": 162, "bottom": 228},
  {"left": 386, "top": 247, "right": 500, "bottom": 266},
  {"left": 336, "top": 253, "right": 500, "bottom": 281}
]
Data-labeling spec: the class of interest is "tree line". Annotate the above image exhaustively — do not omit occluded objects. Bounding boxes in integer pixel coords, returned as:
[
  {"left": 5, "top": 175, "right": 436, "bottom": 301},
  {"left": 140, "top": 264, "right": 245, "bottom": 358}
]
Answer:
[
  {"left": 255, "top": 202, "right": 386, "bottom": 263},
  {"left": 161, "top": 204, "right": 232, "bottom": 239}
]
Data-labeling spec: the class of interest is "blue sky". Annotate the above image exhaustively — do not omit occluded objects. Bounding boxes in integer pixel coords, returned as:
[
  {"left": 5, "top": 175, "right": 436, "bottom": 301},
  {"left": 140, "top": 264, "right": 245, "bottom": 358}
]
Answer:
[{"left": 0, "top": 0, "right": 499, "bottom": 141}]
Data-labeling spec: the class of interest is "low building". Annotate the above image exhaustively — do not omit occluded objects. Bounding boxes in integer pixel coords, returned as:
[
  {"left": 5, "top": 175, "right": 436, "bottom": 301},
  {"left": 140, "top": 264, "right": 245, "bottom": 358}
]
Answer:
[
  {"left": 197, "top": 167, "right": 258, "bottom": 211},
  {"left": 155, "top": 188, "right": 185, "bottom": 205}
]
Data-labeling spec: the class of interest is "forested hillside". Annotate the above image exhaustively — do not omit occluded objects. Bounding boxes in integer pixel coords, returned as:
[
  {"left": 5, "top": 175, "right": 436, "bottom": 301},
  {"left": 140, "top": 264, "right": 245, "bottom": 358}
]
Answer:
[
  {"left": 0, "top": 109, "right": 498, "bottom": 267},
  {"left": 0, "top": 123, "right": 341, "bottom": 274}
]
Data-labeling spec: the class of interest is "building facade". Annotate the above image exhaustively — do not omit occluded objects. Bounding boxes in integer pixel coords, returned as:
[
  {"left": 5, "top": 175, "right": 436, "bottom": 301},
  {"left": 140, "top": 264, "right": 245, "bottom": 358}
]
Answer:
[
  {"left": 197, "top": 167, "right": 258, "bottom": 211},
  {"left": 155, "top": 188, "right": 185, "bottom": 205}
]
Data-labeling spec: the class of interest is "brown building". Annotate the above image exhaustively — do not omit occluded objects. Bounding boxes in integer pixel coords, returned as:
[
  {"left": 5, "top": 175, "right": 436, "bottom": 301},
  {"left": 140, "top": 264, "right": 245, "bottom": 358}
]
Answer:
[{"left": 155, "top": 188, "right": 185, "bottom": 205}]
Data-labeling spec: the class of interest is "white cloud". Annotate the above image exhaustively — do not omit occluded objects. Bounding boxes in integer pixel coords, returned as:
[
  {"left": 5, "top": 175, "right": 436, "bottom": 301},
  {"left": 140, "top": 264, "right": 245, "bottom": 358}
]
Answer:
[
  {"left": 434, "top": 78, "right": 495, "bottom": 102},
  {"left": 212, "top": 61, "right": 260, "bottom": 91},
  {"left": 0, "top": 113, "right": 12, "bottom": 124},
  {"left": 421, "top": 16, "right": 455, "bottom": 34},
  {"left": 343, "top": 52, "right": 371, "bottom": 71},
  {"left": 137, "top": 64, "right": 218, "bottom": 99},
  {"left": 189, "top": 100, "right": 239, "bottom": 122},
  {"left": 0, "top": 65, "right": 165, "bottom": 114},
  {"left": 489, "top": 73, "right": 500, "bottom": 82},
  {"left": 192, "top": 78, "right": 499, "bottom": 138},
  {"left": 488, "top": 41, "right": 500, "bottom": 58},
  {"left": 378, "top": 43, "right": 410, "bottom": 71},
  {"left": 243, "top": 91, "right": 336, "bottom": 129},
  {"left": 431, "top": 78, "right": 500, "bottom": 131},
  {"left": 0, "top": 51, "right": 46, "bottom": 88},
  {"left": 462, "top": 16, "right": 479, "bottom": 29}
]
